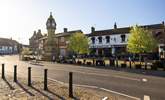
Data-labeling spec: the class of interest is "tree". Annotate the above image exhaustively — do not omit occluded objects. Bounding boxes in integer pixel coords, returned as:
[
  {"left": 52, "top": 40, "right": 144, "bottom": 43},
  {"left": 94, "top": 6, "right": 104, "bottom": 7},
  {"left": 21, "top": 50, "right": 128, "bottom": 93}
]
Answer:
[
  {"left": 68, "top": 32, "right": 89, "bottom": 55},
  {"left": 127, "top": 25, "right": 157, "bottom": 62}
]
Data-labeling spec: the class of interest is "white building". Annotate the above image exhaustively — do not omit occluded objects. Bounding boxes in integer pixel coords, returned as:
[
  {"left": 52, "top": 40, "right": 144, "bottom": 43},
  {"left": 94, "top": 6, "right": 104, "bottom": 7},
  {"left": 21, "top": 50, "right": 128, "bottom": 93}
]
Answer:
[
  {"left": 0, "top": 38, "right": 19, "bottom": 55},
  {"left": 87, "top": 22, "right": 165, "bottom": 59}
]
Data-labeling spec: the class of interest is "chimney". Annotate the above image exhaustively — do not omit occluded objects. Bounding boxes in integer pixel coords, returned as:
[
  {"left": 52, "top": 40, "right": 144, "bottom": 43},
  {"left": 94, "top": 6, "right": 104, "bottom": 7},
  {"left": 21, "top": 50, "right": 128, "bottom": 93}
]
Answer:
[
  {"left": 162, "top": 21, "right": 164, "bottom": 25},
  {"left": 34, "top": 31, "right": 36, "bottom": 35},
  {"left": 91, "top": 27, "right": 95, "bottom": 33},
  {"left": 38, "top": 29, "right": 41, "bottom": 33},
  {"left": 114, "top": 22, "right": 117, "bottom": 29},
  {"left": 64, "top": 28, "right": 68, "bottom": 32}
]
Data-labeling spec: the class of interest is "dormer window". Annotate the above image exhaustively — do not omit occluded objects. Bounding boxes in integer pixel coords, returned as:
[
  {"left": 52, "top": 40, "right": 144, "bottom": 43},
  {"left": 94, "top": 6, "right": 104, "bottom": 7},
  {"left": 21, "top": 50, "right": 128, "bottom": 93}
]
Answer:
[
  {"left": 106, "top": 36, "right": 110, "bottom": 43},
  {"left": 98, "top": 36, "right": 102, "bottom": 44},
  {"left": 91, "top": 37, "right": 95, "bottom": 44},
  {"left": 121, "top": 34, "right": 126, "bottom": 42}
]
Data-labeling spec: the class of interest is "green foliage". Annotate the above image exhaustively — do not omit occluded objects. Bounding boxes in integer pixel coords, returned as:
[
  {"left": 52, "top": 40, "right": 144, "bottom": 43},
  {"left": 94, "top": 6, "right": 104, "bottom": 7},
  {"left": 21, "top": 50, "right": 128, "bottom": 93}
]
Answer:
[
  {"left": 68, "top": 32, "right": 89, "bottom": 54},
  {"left": 127, "top": 25, "right": 157, "bottom": 54},
  {"left": 21, "top": 47, "right": 32, "bottom": 55}
]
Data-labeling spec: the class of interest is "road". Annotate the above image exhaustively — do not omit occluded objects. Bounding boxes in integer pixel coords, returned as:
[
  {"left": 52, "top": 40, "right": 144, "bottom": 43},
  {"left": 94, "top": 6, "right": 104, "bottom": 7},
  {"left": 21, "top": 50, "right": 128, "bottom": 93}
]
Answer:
[{"left": 0, "top": 55, "right": 165, "bottom": 100}]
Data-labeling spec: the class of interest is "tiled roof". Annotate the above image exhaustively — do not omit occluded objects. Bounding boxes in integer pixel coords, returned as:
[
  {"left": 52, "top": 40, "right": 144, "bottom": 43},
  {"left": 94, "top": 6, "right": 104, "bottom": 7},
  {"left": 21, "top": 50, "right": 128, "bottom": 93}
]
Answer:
[{"left": 88, "top": 23, "right": 165, "bottom": 36}]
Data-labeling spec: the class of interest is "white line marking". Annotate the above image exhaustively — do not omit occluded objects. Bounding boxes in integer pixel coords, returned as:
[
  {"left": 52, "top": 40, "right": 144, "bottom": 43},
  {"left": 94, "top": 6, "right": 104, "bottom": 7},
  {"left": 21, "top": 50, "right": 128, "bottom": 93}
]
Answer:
[
  {"left": 113, "top": 75, "right": 141, "bottom": 81},
  {"left": 3, "top": 71, "right": 141, "bottom": 100},
  {"left": 144, "top": 95, "right": 150, "bottom": 100},
  {"left": 47, "top": 77, "right": 141, "bottom": 100},
  {"left": 102, "top": 97, "right": 108, "bottom": 100},
  {"left": 100, "top": 88, "right": 141, "bottom": 100},
  {"left": 142, "top": 78, "right": 147, "bottom": 82}
]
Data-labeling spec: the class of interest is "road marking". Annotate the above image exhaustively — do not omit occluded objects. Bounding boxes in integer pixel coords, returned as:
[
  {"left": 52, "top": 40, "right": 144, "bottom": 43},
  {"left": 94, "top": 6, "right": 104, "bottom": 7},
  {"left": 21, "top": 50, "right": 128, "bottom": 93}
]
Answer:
[
  {"left": 100, "top": 88, "right": 140, "bottom": 100},
  {"left": 142, "top": 78, "right": 147, "bottom": 82},
  {"left": 144, "top": 95, "right": 150, "bottom": 100},
  {"left": 47, "top": 77, "right": 141, "bottom": 100},
  {"left": 113, "top": 75, "right": 141, "bottom": 81},
  {"left": 102, "top": 97, "right": 108, "bottom": 100}
]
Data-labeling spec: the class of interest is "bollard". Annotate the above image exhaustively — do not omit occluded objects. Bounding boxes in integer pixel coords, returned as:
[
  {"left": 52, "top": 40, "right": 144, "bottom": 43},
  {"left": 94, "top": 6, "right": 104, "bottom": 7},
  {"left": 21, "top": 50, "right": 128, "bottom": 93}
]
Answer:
[
  {"left": 129, "top": 61, "right": 132, "bottom": 69},
  {"left": 69, "top": 72, "right": 73, "bottom": 98},
  {"left": 14, "top": 65, "right": 17, "bottom": 82},
  {"left": 92, "top": 59, "right": 95, "bottom": 66},
  {"left": 2, "top": 64, "right": 5, "bottom": 79},
  {"left": 116, "top": 58, "right": 118, "bottom": 67},
  {"left": 28, "top": 67, "right": 31, "bottom": 86},
  {"left": 145, "top": 62, "right": 147, "bottom": 70},
  {"left": 44, "top": 69, "right": 48, "bottom": 90}
]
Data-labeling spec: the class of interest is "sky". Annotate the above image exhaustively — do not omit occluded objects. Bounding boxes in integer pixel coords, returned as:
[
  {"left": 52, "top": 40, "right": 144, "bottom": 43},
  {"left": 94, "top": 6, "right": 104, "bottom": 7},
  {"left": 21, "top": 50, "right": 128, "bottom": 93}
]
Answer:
[{"left": 0, "top": 0, "right": 165, "bottom": 45}]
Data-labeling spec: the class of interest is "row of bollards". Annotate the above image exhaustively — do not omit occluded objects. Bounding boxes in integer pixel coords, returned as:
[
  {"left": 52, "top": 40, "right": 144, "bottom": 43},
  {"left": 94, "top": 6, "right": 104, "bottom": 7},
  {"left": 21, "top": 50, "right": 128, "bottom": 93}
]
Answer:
[{"left": 1, "top": 64, "right": 73, "bottom": 98}]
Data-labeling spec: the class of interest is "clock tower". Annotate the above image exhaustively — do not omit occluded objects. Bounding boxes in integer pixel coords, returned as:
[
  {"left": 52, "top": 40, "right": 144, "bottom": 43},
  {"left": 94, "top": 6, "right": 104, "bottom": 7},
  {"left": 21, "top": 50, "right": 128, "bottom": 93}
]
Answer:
[{"left": 43, "top": 12, "right": 58, "bottom": 61}]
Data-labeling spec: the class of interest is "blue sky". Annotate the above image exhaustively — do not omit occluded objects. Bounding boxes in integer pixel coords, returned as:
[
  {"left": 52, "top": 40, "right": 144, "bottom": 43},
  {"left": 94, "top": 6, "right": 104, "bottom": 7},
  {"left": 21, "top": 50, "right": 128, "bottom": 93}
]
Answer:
[{"left": 0, "top": 0, "right": 165, "bottom": 44}]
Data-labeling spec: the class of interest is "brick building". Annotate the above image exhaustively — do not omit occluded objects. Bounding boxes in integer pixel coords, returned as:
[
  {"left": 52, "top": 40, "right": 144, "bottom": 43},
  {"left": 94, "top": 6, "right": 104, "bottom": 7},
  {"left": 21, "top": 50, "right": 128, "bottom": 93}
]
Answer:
[
  {"left": 29, "top": 29, "right": 43, "bottom": 54},
  {"left": 29, "top": 13, "right": 82, "bottom": 60}
]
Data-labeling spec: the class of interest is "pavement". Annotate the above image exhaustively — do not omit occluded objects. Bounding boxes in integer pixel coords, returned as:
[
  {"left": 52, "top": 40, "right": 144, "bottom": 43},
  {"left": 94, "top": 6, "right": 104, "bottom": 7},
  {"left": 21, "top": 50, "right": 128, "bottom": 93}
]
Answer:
[{"left": 0, "top": 55, "right": 165, "bottom": 100}]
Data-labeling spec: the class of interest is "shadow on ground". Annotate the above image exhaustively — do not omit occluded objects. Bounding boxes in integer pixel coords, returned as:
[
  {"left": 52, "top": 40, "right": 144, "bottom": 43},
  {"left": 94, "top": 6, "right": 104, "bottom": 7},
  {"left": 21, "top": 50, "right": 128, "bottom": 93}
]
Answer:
[
  {"left": 16, "top": 81, "right": 34, "bottom": 96},
  {"left": 3, "top": 78, "right": 15, "bottom": 90}
]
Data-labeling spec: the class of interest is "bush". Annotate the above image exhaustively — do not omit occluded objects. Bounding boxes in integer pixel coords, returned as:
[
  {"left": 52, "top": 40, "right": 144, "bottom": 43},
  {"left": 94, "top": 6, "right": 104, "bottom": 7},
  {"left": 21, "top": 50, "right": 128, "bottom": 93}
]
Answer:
[
  {"left": 96, "top": 60, "right": 105, "bottom": 66},
  {"left": 135, "top": 64, "right": 141, "bottom": 69},
  {"left": 86, "top": 62, "right": 92, "bottom": 65},
  {"left": 152, "top": 60, "right": 163, "bottom": 70},
  {"left": 109, "top": 59, "right": 115, "bottom": 66},
  {"left": 77, "top": 61, "right": 82, "bottom": 65},
  {"left": 151, "top": 65, "right": 157, "bottom": 70},
  {"left": 121, "top": 63, "right": 127, "bottom": 68}
]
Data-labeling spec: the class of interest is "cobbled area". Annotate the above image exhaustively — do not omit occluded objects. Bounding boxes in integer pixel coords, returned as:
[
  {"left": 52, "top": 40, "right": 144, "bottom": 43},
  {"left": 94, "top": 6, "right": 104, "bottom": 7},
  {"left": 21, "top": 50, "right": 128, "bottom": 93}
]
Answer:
[{"left": 0, "top": 75, "right": 127, "bottom": 100}]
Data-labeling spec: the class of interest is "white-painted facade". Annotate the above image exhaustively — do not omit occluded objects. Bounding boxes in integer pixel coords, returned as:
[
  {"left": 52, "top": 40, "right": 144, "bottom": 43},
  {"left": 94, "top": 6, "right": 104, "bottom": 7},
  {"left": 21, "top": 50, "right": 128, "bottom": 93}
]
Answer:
[
  {"left": 0, "top": 45, "right": 18, "bottom": 54},
  {"left": 89, "top": 33, "right": 129, "bottom": 48}
]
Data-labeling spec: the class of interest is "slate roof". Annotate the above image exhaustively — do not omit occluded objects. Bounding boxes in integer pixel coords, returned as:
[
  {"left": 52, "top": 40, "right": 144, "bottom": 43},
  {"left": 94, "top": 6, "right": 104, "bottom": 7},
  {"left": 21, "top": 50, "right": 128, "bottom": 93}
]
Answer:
[
  {"left": 88, "top": 23, "right": 165, "bottom": 36},
  {"left": 55, "top": 30, "right": 82, "bottom": 37},
  {"left": 0, "top": 38, "right": 19, "bottom": 46},
  {"left": 39, "top": 30, "right": 82, "bottom": 40}
]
